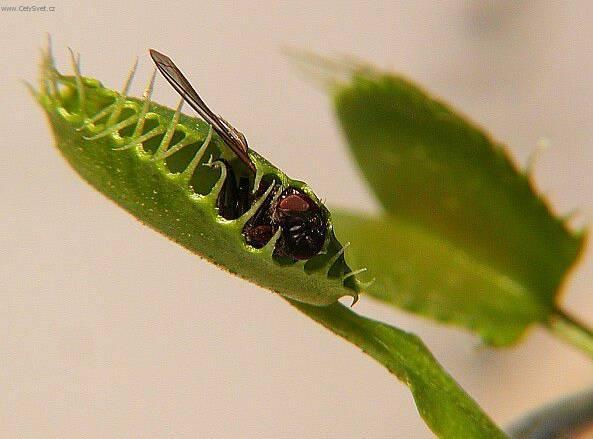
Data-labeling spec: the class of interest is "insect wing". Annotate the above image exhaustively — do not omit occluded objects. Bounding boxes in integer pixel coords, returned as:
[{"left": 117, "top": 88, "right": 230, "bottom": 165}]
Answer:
[{"left": 149, "top": 49, "right": 256, "bottom": 173}]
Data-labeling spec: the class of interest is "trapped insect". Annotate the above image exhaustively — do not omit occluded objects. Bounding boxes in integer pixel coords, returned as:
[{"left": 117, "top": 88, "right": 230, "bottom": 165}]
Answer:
[{"left": 149, "top": 49, "right": 327, "bottom": 260}]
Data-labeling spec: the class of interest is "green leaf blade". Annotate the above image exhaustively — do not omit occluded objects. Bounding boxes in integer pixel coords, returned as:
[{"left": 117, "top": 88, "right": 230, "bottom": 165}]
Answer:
[
  {"left": 335, "top": 71, "right": 583, "bottom": 303},
  {"left": 333, "top": 210, "right": 548, "bottom": 345},
  {"left": 328, "top": 66, "right": 585, "bottom": 344}
]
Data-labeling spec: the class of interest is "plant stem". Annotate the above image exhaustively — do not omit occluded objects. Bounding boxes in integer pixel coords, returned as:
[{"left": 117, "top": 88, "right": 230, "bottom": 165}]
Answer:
[{"left": 546, "top": 308, "right": 593, "bottom": 359}]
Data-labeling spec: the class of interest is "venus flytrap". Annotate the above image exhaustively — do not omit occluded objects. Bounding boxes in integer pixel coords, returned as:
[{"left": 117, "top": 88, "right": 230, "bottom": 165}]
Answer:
[
  {"left": 33, "top": 41, "right": 508, "bottom": 438},
  {"left": 35, "top": 46, "right": 362, "bottom": 306}
]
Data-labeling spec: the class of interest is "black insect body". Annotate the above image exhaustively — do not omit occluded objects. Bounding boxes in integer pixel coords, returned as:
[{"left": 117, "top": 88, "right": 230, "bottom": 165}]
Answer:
[
  {"left": 214, "top": 164, "right": 326, "bottom": 260},
  {"left": 272, "top": 188, "right": 327, "bottom": 260},
  {"left": 150, "top": 49, "right": 328, "bottom": 260}
]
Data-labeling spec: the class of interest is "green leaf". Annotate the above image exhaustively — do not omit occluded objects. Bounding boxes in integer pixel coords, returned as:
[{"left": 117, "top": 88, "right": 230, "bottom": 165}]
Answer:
[
  {"left": 291, "top": 300, "right": 507, "bottom": 439},
  {"left": 323, "top": 61, "right": 586, "bottom": 346},
  {"left": 332, "top": 211, "right": 546, "bottom": 345},
  {"left": 32, "top": 45, "right": 507, "bottom": 438}
]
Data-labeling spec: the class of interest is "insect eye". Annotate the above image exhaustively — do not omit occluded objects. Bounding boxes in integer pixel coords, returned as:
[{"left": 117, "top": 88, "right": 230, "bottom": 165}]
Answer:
[{"left": 278, "top": 194, "right": 311, "bottom": 213}]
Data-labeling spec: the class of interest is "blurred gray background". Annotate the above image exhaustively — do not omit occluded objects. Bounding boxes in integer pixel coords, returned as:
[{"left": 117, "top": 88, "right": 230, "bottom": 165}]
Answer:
[{"left": 1, "top": 1, "right": 593, "bottom": 437}]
